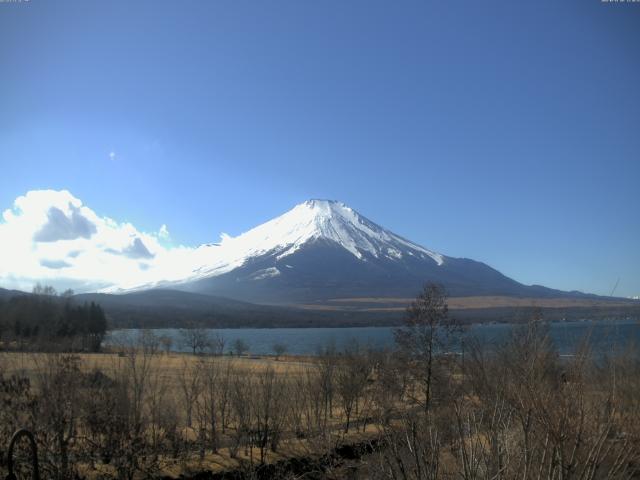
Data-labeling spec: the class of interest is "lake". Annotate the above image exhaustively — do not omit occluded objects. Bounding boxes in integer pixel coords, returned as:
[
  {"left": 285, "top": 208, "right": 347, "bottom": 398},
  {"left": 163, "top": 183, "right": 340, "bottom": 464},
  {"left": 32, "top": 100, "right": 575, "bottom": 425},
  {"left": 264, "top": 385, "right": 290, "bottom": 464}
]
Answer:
[{"left": 105, "top": 318, "right": 640, "bottom": 356}]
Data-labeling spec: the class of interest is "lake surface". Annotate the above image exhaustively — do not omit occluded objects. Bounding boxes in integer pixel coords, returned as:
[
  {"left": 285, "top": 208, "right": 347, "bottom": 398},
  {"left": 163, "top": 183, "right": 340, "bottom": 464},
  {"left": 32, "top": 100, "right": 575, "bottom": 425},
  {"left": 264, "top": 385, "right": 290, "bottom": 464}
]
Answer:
[{"left": 105, "top": 318, "right": 640, "bottom": 356}]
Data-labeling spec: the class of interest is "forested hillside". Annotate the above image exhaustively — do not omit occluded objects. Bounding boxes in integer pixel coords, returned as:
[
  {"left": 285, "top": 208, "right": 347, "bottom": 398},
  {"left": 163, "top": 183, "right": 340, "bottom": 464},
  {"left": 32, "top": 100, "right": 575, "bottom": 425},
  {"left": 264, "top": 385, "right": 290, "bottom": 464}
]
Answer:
[{"left": 0, "top": 285, "right": 107, "bottom": 351}]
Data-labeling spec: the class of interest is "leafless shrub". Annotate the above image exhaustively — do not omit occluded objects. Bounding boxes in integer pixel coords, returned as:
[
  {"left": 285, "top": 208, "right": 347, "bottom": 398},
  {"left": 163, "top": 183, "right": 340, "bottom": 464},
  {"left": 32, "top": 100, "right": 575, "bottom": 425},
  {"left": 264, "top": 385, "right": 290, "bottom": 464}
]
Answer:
[
  {"left": 178, "top": 357, "right": 201, "bottom": 429},
  {"left": 249, "top": 366, "right": 287, "bottom": 463},
  {"left": 195, "top": 356, "right": 224, "bottom": 454},
  {"left": 34, "top": 354, "right": 82, "bottom": 479},
  {"left": 180, "top": 327, "right": 211, "bottom": 355},
  {"left": 0, "top": 369, "right": 36, "bottom": 476},
  {"left": 273, "top": 342, "right": 287, "bottom": 360},
  {"left": 336, "top": 345, "right": 370, "bottom": 434}
]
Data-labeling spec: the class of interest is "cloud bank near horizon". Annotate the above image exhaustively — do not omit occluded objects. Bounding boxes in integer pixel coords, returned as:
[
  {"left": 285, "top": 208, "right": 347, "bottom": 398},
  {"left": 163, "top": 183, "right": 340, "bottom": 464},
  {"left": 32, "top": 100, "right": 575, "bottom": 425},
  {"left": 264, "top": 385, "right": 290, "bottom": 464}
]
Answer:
[{"left": 0, "top": 189, "right": 208, "bottom": 293}]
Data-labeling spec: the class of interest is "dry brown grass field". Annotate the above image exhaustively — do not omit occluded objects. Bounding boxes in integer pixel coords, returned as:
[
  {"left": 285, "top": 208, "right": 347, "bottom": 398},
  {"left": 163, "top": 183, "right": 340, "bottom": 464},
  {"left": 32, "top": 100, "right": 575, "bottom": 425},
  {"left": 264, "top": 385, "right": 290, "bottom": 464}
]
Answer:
[
  {"left": 1, "top": 334, "right": 638, "bottom": 480},
  {"left": 0, "top": 348, "right": 388, "bottom": 479},
  {"left": 299, "top": 295, "right": 638, "bottom": 311},
  {"left": 0, "top": 287, "right": 638, "bottom": 480},
  {"left": 0, "top": 351, "right": 311, "bottom": 380}
]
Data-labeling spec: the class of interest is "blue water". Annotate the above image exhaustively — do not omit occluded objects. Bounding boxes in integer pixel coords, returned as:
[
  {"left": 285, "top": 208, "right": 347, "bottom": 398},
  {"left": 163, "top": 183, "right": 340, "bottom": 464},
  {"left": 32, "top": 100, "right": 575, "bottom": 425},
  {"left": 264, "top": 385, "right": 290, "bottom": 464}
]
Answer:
[{"left": 105, "top": 318, "right": 640, "bottom": 356}]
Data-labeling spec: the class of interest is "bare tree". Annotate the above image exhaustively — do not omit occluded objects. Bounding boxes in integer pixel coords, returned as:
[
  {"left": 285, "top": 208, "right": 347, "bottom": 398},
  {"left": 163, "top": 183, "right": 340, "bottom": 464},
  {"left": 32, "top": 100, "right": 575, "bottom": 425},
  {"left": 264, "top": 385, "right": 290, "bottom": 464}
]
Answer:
[
  {"left": 371, "top": 348, "right": 406, "bottom": 426},
  {"left": 210, "top": 332, "right": 226, "bottom": 356},
  {"left": 180, "top": 327, "right": 211, "bottom": 355},
  {"left": 229, "top": 368, "right": 252, "bottom": 459},
  {"left": 218, "top": 359, "right": 234, "bottom": 433},
  {"left": 32, "top": 283, "right": 57, "bottom": 297},
  {"left": 250, "top": 366, "right": 287, "bottom": 463},
  {"left": 34, "top": 354, "right": 81, "bottom": 479},
  {"left": 394, "top": 283, "right": 456, "bottom": 413},
  {"left": 232, "top": 338, "right": 249, "bottom": 357},
  {"left": 375, "top": 409, "right": 442, "bottom": 480},
  {"left": 272, "top": 342, "right": 287, "bottom": 360},
  {"left": 139, "top": 329, "right": 160, "bottom": 354},
  {"left": 196, "top": 357, "right": 222, "bottom": 453},
  {"left": 178, "top": 357, "right": 202, "bottom": 428},
  {"left": 336, "top": 345, "right": 370, "bottom": 433},
  {"left": 103, "top": 333, "right": 163, "bottom": 479},
  {"left": 317, "top": 342, "right": 337, "bottom": 429},
  {"left": 300, "top": 366, "right": 326, "bottom": 438}
]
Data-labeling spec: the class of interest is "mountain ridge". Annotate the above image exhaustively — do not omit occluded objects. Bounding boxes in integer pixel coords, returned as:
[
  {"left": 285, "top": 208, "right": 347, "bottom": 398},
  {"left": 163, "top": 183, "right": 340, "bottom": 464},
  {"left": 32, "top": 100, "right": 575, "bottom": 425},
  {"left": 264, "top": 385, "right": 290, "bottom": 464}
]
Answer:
[
  {"left": 115, "top": 199, "right": 606, "bottom": 304},
  {"left": 2, "top": 197, "right": 613, "bottom": 306}
]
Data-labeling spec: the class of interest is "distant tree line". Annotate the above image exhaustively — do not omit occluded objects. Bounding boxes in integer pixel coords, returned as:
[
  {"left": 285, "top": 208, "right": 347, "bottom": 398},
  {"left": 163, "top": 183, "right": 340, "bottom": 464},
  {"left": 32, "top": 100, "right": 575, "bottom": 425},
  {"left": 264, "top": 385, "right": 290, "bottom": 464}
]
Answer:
[{"left": 0, "top": 284, "right": 107, "bottom": 352}]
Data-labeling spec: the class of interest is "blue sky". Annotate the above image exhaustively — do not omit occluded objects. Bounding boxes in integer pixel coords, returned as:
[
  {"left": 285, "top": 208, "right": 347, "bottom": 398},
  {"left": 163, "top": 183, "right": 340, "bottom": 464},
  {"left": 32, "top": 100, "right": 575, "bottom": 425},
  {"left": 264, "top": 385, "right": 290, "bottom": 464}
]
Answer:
[{"left": 0, "top": 0, "right": 639, "bottom": 296}]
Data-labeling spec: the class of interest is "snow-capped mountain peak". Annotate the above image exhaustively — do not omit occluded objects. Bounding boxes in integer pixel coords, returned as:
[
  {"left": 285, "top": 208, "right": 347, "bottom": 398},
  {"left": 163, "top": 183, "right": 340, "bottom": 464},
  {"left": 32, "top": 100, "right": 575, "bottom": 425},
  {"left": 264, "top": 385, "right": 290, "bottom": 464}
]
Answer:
[
  {"left": 294, "top": 199, "right": 444, "bottom": 264},
  {"left": 102, "top": 199, "right": 558, "bottom": 304},
  {"left": 109, "top": 199, "right": 444, "bottom": 292},
  {"left": 202, "top": 199, "right": 445, "bottom": 267}
]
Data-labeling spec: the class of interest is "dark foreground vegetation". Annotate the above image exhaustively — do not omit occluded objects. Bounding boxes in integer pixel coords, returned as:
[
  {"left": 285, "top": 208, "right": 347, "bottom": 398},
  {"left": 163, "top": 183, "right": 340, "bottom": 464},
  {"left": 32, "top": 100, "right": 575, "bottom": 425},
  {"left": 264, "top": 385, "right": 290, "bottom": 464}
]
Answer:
[
  {"left": 0, "top": 285, "right": 107, "bottom": 352},
  {"left": 0, "top": 284, "right": 638, "bottom": 479}
]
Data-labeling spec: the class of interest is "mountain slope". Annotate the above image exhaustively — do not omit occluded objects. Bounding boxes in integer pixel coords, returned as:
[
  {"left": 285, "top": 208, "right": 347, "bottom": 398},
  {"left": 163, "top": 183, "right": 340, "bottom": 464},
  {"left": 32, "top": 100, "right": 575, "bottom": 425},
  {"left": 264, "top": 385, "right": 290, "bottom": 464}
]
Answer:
[
  {"left": 73, "top": 289, "right": 399, "bottom": 328},
  {"left": 128, "top": 199, "right": 589, "bottom": 304},
  {"left": 0, "top": 287, "right": 29, "bottom": 300}
]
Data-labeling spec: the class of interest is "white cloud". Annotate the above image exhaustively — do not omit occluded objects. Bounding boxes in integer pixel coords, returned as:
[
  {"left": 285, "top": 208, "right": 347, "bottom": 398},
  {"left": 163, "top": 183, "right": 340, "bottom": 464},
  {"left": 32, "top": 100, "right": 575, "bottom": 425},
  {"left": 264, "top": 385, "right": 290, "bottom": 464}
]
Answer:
[
  {"left": 158, "top": 224, "right": 170, "bottom": 239},
  {"left": 0, "top": 190, "right": 206, "bottom": 293},
  {"left": 33, "top": 204, "right": 97, "bottom": 242}
]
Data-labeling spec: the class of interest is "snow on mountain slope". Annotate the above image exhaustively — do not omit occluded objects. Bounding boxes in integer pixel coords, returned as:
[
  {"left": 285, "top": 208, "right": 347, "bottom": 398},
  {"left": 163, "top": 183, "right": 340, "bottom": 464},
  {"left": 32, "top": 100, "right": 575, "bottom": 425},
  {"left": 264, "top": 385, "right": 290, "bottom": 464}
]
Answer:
[
  {"left": 111, "top": 199, "right": 444, "bottom": 293},
  {"left": 109, "top": 199, "right": 585, "bottom": 303},
  {"left": 198, "top": 199, "right": 443, "bottom": 271}
]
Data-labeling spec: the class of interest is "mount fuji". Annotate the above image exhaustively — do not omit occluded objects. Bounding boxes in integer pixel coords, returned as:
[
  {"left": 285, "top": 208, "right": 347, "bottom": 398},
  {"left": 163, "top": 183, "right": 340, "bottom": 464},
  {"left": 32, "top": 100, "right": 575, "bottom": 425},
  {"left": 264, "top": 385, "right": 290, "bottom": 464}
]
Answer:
[{"left": 126, "top": 199, "right": 585, "bottom": 304}]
